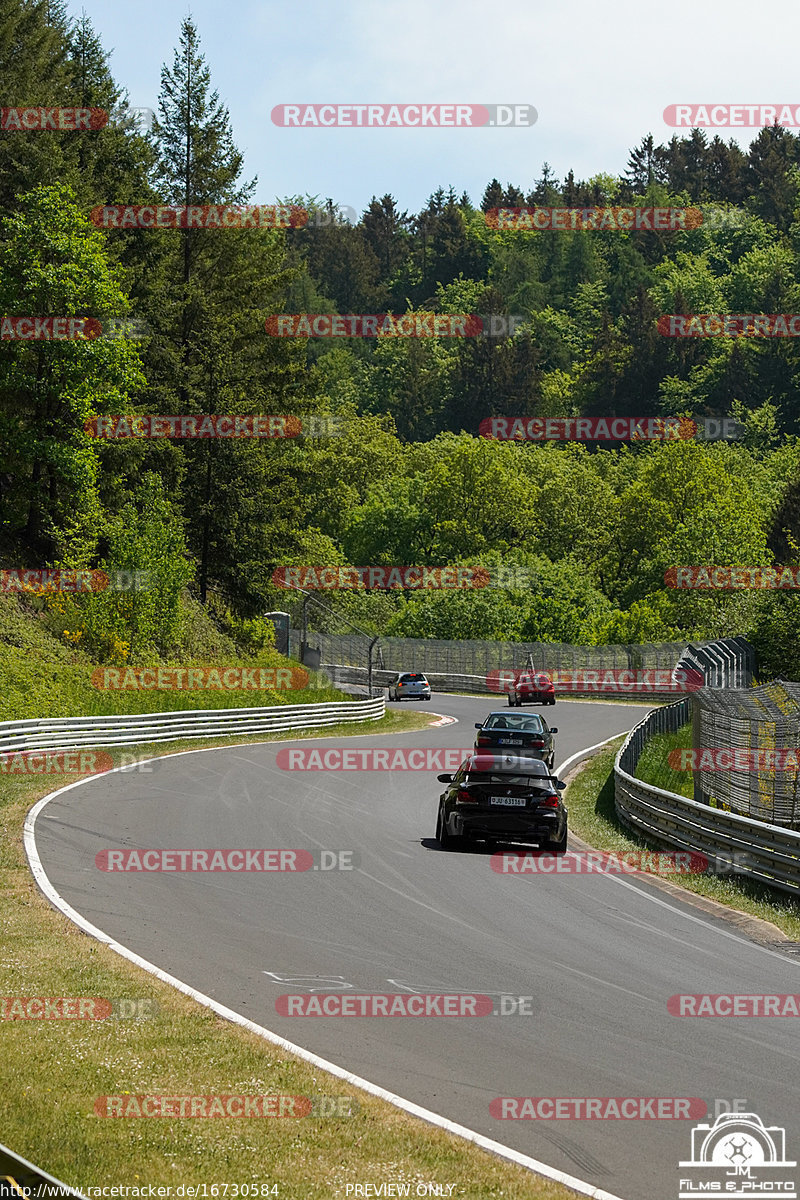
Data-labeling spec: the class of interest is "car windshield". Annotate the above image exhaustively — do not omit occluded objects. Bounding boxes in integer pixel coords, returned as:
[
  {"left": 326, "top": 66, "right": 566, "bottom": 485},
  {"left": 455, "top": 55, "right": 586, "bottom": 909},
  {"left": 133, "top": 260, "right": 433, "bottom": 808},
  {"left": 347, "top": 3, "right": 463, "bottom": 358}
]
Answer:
[{"left": 484, "top": 714, "right": 544, "bottom": 732}]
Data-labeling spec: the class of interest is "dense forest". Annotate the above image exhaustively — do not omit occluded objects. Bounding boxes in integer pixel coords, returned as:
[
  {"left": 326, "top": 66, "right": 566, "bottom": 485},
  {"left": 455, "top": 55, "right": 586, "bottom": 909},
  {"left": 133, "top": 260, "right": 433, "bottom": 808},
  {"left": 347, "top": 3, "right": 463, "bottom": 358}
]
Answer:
[{"left": 3, "top": 0, "right": 800, "bottom": 680}]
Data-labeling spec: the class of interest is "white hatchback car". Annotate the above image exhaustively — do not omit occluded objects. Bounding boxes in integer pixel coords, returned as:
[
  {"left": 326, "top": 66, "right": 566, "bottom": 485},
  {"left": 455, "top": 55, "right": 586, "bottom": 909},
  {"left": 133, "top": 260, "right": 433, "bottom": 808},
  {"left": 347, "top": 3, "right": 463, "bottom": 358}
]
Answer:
[{"left": 388, "top": 672, "right": 432, "bottom": 701}]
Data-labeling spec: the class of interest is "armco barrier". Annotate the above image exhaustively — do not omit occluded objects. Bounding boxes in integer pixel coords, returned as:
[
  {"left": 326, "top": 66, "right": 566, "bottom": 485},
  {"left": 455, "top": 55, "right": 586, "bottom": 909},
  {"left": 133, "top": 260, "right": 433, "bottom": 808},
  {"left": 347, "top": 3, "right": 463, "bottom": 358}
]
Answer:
[
  {"left": 614, "top": 700, "right": 800, "bottom": 897},
  {"left": 0, "top": 697, "right": 385, "bottom": 757}
]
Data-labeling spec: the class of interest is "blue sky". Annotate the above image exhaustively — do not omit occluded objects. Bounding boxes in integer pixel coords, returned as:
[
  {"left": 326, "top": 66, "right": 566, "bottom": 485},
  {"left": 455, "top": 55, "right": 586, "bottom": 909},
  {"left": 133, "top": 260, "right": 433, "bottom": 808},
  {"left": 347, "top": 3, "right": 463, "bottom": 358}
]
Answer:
[{"left": 73, "top": 0, "right": 800, "bottom": 216}]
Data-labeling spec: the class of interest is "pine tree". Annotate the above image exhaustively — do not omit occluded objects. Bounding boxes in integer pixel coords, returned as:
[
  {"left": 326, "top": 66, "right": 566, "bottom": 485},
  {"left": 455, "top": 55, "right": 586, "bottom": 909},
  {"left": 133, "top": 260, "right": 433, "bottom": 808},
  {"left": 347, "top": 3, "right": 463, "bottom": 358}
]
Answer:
[
  {"left": 361, "top": 195, "right": 411, "bottom": 282},
  {"left": 0, "top": 0, "right": 71, "bottom": 211},
  {"left": 147, "top": 17, "right": 306, "bottom": 607},
  {"left": 625, "top": 135, "right": 664, "bottom": 192},
  {"left": 481, "top": 179, "right": 503, "bottom": 211}
]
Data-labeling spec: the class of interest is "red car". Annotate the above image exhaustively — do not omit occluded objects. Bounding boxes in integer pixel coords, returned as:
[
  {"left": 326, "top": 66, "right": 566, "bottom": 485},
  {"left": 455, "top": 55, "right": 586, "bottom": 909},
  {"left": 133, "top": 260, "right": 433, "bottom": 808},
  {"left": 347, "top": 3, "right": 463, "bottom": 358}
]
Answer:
[{"left": 508, "top": 670, "right": 556, "bottom": 707}]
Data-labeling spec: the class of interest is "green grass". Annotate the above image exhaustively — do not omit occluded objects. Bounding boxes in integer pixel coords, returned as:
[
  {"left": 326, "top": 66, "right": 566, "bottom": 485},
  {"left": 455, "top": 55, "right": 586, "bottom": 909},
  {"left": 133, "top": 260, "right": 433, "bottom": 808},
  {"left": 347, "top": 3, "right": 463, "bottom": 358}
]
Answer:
[
  {"left": 565, "top": 739, "right": 800, "bottom": 940},
  {"left": 0, "top": 594, "right": 348, "bottom": 720},
  {"left": 633, "top": 724, "right": 695, "bottom": 798}
]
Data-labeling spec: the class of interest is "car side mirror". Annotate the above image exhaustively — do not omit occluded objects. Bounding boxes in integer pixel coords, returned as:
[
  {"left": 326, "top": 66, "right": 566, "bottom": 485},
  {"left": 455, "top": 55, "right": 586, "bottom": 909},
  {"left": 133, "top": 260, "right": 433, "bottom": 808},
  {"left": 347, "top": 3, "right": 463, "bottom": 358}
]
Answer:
[
  {"left": 474, "top": 723, "right": 482, "bottom": 729},
  {"left": 554, "top": 780, "right": 566, "bottom": 790},
  {"left": 437, "top": 774, "right": 454, "bottom": 783},
  {"left": 549, "top": 727, "right": 558, "bottom": 734}
]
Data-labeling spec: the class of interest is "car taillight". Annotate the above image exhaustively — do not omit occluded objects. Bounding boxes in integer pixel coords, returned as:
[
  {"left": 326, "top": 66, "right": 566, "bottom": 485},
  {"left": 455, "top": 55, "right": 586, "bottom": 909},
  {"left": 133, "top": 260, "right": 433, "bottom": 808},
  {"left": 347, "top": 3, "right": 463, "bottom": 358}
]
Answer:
[
  {"left": 476, "top": 736, "right": 491, "bottom": 746},
  {"left": 531, "top": 738, "right": 544, "bottom": 746},
  {"left": 538, "top": 794, "right": 560, "bottom": 807},
  {"left": 457, "top": 787, "right": 478, "bottom": 804}
]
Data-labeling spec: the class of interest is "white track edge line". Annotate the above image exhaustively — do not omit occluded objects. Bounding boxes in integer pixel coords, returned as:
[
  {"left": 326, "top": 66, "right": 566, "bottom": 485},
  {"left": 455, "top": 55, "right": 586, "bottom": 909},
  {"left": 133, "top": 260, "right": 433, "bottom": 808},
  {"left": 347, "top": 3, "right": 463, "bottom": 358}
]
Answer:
[{"left": 23, "top": 743, "right": 627, "bottom": 1200}]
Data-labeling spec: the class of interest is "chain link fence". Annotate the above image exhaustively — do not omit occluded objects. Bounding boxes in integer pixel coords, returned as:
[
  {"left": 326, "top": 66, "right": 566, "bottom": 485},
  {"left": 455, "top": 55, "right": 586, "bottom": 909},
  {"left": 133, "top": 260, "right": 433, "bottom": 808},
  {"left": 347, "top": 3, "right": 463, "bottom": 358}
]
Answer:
[
  {"left": 616, "top": 701, "right": 800, "bottom": 895},
  {"left": 303, "top": 635, "right": 697, "bottom": 675},
  {"left": 292, "top": 629, "right": 753, "bottom": 698},
  {"left": 691, "top": 680, "right": 800, "bottom": 827}
]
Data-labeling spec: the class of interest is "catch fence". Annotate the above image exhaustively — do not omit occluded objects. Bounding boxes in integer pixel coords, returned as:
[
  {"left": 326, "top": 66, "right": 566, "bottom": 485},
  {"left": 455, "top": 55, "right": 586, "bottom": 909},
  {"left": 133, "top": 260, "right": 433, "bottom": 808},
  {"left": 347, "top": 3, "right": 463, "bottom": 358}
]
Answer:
[{"left": 691, "top": 680, "right": 800, "bottom": 826}]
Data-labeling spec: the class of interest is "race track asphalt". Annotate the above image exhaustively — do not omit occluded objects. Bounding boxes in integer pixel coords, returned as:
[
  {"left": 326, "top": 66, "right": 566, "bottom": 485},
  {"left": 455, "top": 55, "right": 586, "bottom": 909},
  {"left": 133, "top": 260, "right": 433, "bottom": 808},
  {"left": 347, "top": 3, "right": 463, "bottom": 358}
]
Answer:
[{"left": 32, "top": 694, "right": 800, "bottom": 1200}]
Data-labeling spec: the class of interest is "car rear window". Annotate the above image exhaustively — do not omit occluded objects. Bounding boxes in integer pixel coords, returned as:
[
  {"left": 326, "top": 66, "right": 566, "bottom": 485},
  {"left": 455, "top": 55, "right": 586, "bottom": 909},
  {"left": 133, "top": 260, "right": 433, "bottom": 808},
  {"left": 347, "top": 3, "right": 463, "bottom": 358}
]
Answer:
[
  {"left": 485, "top": 714, "right": 544, "bottom": 731},
  {"left": 468, "top": 755, "right": 550, "bottom": 777},
  {"left": 401, "top": 673, "right": 427, "bottom": 682}
]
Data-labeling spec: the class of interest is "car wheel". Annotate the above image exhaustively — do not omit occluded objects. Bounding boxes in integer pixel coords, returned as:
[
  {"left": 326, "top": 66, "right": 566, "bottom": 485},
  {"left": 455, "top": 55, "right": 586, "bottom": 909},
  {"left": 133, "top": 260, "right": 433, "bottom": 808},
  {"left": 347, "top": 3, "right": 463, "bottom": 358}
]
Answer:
[
  {"left": 545, "top": 826, "right": 568, "bottom": 854},
  {"left": 436, "top": 804, "right": 461, "bottom": 850}
]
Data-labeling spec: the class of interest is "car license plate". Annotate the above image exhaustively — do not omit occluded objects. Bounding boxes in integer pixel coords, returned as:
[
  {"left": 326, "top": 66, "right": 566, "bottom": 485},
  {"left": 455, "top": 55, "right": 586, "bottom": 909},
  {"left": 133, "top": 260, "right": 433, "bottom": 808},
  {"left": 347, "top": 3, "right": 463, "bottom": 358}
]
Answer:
[
  {"left": 490, "top": 796, "right": 527, "bottom": 806},
  {"left": 498, "top": 738, "right": 523, "bottom": 745}
]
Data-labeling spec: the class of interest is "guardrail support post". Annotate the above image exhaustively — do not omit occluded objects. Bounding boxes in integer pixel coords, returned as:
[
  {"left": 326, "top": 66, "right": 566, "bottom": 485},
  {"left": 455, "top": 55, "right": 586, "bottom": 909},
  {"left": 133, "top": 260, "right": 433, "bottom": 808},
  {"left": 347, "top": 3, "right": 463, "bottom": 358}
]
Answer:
[{"left": 368, "top": 636, "right": 379, "bottom": 697}]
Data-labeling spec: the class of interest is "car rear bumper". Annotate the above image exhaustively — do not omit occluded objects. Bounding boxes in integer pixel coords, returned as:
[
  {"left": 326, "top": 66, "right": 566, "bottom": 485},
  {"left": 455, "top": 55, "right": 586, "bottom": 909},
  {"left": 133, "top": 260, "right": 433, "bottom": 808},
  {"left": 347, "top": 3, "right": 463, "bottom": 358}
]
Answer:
[{"left": 453, "top": 808, "right": 564, "bottom": 841}]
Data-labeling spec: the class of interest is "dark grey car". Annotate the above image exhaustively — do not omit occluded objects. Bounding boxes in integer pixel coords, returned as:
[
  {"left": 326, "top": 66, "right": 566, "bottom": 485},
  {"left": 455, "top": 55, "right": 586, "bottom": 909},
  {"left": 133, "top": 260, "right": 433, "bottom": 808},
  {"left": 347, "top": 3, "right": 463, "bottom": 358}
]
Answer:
[{"left": 435, "top": 752, "right": 568, "bottom": 853}]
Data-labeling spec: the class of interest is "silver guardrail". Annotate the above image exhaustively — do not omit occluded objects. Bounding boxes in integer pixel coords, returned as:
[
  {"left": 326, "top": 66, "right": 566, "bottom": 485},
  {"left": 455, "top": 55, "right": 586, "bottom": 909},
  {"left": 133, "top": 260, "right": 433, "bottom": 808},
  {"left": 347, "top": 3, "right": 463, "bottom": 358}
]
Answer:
[
  {"left": 614, "top": 700, "right": 800, "bottom": 897},
  {"left": 0, "top": 697, "right": 385, "bottom": 756}
]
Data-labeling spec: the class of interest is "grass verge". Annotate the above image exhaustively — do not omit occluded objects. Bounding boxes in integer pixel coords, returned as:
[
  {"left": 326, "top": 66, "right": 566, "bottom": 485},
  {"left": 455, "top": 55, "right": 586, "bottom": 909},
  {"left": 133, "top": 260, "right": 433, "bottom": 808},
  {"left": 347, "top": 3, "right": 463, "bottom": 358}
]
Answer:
[
  {"left": 633, "top": 724, "right": 694, "bottom": 798},
  {"left": 564, "top": 738, "right": 800, "bottom": 940},
  {"left": 0, "top": 708, "right": 578, "bottom": 1200}
]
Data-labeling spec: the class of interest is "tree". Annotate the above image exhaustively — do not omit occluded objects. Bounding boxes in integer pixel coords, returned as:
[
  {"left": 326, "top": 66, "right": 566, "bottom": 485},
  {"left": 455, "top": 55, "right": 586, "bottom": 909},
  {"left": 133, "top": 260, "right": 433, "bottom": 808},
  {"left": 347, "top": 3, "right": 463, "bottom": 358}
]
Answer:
[
  {"left": 0, "top": 185, "right": 144, "bottom": 559},
  {"left": 0, "top": 0, "right": 71, "bottom": 211},
  {"left": 361, "top": 195, "right": 411, "bottom": 283},
  {"left": 146, "top": 17, "right": 304, "bottom": 607}
]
